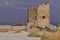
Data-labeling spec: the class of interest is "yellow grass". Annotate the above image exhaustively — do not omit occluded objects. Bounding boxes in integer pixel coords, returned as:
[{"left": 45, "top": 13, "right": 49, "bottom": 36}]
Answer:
[
  {"left": 0, "top": 27, "right": 9, "bottom": 32},
  {"left": 28, "top": 27, "right": 60, "bottom": 40},
  {"left": 49, "top": 31, "right": 60, "bottom": 40},
  {"left": 10, "top": 27, "right": 22, "bottom": 33},
  {"left": 0, "top": 27, "right": 23, "bottom": 33},
  {"left": 28, "top": 27, "right": 39, "bottom": 32},
  {"left": 40, "top": 30, "right": 60, "bottom": 40}
]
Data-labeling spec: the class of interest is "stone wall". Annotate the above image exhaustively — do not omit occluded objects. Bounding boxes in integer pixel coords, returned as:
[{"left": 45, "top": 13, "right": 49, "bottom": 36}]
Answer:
[
  {"left": 27, "top": 6, "right": 37, "bottom": 22},
  {"left": 27, "top": 2, "right": 50, "bottom": 28},
  {"left": 37, "top": 2, "right": 50, "bottom": 27}
]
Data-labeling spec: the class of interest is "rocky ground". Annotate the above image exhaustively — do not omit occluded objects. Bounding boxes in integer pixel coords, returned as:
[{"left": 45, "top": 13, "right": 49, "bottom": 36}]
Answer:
[{"left": 0, "top": 31, "right": 40, "bottom": 40}]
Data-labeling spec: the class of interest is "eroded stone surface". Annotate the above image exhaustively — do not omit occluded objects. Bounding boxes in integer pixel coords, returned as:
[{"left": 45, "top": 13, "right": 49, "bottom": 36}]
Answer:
[{"left": 0, "top": 31, "right": 40, "bottom": 40}]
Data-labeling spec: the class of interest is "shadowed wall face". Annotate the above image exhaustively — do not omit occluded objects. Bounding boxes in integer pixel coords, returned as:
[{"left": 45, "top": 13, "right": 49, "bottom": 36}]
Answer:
[{"left": 28, "top": 7, "right": 37, "bottom": 22}]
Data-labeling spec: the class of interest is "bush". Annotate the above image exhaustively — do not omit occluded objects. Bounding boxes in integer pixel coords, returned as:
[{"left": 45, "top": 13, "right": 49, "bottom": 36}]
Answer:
[
  {"left": 28, "top": 27, "right": 39, "bottom": 33},
  {"left": 41, "top": 34, "right": 51, "bottom": 40},
  {"left": 28, "top": 32, "right": 40, "bottom": 37}
]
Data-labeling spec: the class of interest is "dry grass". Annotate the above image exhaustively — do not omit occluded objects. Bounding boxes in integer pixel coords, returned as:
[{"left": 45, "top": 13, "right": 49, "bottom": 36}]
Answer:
[
  {"left": 39, "top": 30, "right": 60, "bottom": 40},
  {"left": 0, "top": 27, "right": 23, "bottom": 33},
  {"left": 28, "top": 27, "right": 43, "bottom": 37},
  {"left": 28, "top": 27, "right": 60, "bottom": 40},
  {"left": 0, "top": 27, "right": 9, "bottom": 32},
  {"left": 10, "top": 27, "right": 22, "bottom": 33},
  {"left": 49, "top": 30, "right": 60, "bottom": 40},
  {"left": 27, "top": 27, "right": 39, "bottom": 32}
]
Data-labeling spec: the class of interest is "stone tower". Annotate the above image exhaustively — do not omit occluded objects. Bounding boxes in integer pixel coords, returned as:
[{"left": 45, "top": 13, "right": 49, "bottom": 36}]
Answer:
[
  {"left": 27, "top": 6, "right": 37, "bottom": 23},
  {"left": 37, "top": 1, "right": 50, "bottom": 27},
  {"left": 27, "top": 6, "right": 37, "bottom": 29}
]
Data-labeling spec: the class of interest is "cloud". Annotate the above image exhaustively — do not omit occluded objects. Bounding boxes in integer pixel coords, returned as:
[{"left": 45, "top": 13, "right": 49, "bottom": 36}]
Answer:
[
  {"left": 0, "top": 3, "right": 3, "bottom": 6},
  {"left": 4, "top": 1, "right": 9, "bottom": 6}
]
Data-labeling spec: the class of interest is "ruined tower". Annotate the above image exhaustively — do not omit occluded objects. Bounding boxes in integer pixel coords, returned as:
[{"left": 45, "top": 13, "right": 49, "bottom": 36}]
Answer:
[
  {"left": 27, "top": 6, "right": 37, "bottom": 29},
  {"left": 27, "top": 0, "right": 50, "bottom": 29},
  {"left": 37, "top": 1, "right": 50, "bottom": 27},
  {"left": 27, "top": 6, "right": 37, "bottom": 23}
]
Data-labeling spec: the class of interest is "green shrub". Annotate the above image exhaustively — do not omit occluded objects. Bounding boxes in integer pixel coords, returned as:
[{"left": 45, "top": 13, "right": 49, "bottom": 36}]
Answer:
[
  {"left": 41, "top": 36, "right": 50, "bottom": 40},
  {"left": 28, "top": 32, "right": 40, "bottom": 37}
]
